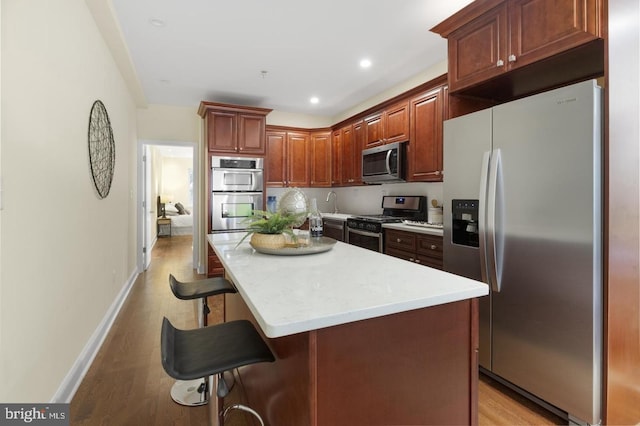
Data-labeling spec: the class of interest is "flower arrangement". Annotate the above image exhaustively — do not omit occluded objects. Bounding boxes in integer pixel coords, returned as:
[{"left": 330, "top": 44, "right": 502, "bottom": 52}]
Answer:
[{"left": 236, "top": 209, "right": 308, "bottom": 248}]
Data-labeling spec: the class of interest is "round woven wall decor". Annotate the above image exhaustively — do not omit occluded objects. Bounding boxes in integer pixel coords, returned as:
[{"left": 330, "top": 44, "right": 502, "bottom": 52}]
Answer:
[{"left": 87, "top": 100, "right": 115, "bottom": 199}]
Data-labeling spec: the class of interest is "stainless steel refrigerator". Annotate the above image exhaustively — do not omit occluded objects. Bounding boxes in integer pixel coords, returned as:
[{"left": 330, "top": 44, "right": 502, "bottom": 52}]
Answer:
[{"left": 443, "top": 80, "right": 602, "bottom": 425}]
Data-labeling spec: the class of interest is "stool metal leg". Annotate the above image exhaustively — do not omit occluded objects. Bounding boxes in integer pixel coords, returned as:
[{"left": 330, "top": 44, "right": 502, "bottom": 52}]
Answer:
[{"left": 211, "top": 374, "right": 223, "bottom": 426}]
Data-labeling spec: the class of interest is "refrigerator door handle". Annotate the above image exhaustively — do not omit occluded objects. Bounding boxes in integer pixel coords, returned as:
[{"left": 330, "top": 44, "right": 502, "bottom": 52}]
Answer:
[
  {"left": 478, "top": 151, "right": 491, "bottom": 285},
  {"left": 487, "top": 149, "right": 503, "bottom": 292}
]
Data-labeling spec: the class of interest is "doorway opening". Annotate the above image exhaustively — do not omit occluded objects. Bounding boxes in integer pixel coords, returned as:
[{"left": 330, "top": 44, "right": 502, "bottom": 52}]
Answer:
[{"left": 137, "top": 140, "right": 200, "bottom": 272}]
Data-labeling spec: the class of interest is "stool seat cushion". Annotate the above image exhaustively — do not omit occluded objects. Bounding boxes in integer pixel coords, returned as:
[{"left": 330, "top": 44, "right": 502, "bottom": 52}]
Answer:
[
  {"left": 169, "top": 274, "right": 236, "bottom": 300},
  {"left": 161, "top": 317, "right": 275, "bottom": 381}
]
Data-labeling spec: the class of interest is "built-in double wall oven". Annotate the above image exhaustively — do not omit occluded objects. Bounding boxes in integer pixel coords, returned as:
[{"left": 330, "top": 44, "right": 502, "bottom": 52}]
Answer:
[{"left": 210, "top": 156, "right": 263, "bottom": 233}]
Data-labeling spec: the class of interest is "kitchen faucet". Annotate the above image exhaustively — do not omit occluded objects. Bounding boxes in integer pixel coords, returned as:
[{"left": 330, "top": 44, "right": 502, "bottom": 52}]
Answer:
[{"left": 326, "top": 191, "right": 338, "bottom": 213}]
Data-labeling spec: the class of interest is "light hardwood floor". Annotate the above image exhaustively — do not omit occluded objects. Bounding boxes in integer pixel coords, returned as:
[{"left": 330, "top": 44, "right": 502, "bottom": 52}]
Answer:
[{"left": 70, "top": 235, "right": 565, "bottom": 425}]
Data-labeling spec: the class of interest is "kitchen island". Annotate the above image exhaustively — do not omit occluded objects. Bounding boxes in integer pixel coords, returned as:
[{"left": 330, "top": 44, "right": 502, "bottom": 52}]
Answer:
[{"left": 208, "top": 233, "right": 488, "bottom": 425}]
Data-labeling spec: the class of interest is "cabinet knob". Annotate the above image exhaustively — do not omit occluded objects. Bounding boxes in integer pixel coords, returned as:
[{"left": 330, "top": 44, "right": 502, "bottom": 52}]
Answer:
[
  {"left": 396, "top": 238, "right": 402, "bottom": 243},
  {"left": 409, "top": 258, "right": 415, "bottom": 262},
  {"left": 415, "top": 259, "right": 421, "bottom": 264},
  {"left": 496, "top": 59, "right": 504, "bottom": 67},
  {"left": 430, "top": 244, "right": 437, "bottom": 250},
  {"left": 508, "top": 54, "right": 517, "bottom": 62}
]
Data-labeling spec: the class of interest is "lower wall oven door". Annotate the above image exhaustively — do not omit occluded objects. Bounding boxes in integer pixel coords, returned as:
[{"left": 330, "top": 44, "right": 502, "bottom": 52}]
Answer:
[
  {"left": 347, "top": 228, "right": 383, "bottom": 252},
  {"left": 211, "top": 192, "right": 263, "bottom": 232}
]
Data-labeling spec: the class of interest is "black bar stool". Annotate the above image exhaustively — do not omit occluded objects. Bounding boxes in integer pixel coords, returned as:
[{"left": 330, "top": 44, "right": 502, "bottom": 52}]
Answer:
[
  {"left": 168, "top": 274, "right": 236, "bottom": 406},
  {"left": 161, "top": 317, "right": 275, "bottom": 425}
]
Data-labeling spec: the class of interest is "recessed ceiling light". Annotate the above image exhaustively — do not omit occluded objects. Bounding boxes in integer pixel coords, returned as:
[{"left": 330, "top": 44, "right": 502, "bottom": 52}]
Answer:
[
  {"left": 310, "top": 97, "right": 319, "bottom": 104},
  {"left": 359, "top": 58, "right": 372, "bottom": 69},
  {"left": 149, "top": 18, "right": 166, "bottom": 27}
]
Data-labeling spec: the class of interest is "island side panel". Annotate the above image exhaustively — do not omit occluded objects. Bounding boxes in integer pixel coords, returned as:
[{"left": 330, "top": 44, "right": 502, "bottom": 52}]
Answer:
[
  {"left": 224, "top": 282, "right": 479, "bottom": 426},
  {"left": 224, "top": 291, "right": 314, "bottom": 426},
  {"left": 315, "top": 299, "right": 477, "bottom": 425}
]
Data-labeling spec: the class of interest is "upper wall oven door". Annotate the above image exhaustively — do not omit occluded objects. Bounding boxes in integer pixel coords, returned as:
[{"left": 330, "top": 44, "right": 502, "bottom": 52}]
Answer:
[
  {"left": 211, "top": 156, "right": 264, "bottom": 192},
  {"left": 212, "top": 168, "right": 263, "bottom": 192}
]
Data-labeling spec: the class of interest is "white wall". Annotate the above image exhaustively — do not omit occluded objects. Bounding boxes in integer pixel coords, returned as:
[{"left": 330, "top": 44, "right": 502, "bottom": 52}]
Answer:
[
  {"left": 0, "top": 0, "right": 137, "bottom": 402},
  {"left": 158, "top": 154, "right": 193, "bottom": 208},
  {"left": 137, "top": 104, "right": 200, "bottom": 142}
]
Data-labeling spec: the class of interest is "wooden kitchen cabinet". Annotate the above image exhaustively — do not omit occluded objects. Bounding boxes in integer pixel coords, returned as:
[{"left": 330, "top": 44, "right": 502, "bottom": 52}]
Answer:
[
  {"left": 341, "top": 123, "right": 362, "bottom": 185},
  {"left": 331, "top": 122, "right": 362, "bottom": 186},
  {"left": 416, "top": 233, "right": 444, "bottom": 270},
  {"left": 408, "top": 84, "right": 446, "bottom": 182},
  {"left": 265, "top": 129, "right": 309, "bottom": 187},
  {"left": 432, "top": 0, "right": 604, "bottom": 98},
  {"left": 385, "top": 228, "right": 443, "bottom": 270},
  {"left": 331, "top": 129, "right": 342, "bottom": 186},
  {"left": 198, "top": 102, "right": 271, "bottom": 155},
  {"left": 287, "top": 132, "right": 310, "bottom": 187},
  {"left": 310, "top": 131, "right": 332, "bottom": 187},
  {"left": 364, "top": 100, "right": 409, "bottom": 148},
  {"left": 351, "top": 121, "right": 364, "bottom": 185},
  {"left": 266, "top": 130, "right": 287, "bottom": 187},
  {"left": 207, "top": 245, "right": 224, "bottom": 277}
]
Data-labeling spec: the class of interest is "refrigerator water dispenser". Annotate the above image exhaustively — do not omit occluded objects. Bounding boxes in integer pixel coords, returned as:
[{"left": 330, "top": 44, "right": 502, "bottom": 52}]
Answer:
[{"left": 451, "top": 199, "right": 479, "bottom": 247}]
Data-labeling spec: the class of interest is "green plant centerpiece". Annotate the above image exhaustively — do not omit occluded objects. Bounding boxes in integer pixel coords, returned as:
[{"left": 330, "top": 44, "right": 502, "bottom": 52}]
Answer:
[{"left": 236, "top": 209, "right": 308, "bottom": 249}]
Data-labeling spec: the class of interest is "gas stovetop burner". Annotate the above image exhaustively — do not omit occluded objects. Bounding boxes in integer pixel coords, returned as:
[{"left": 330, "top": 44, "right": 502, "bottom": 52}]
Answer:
[
  {"left": 353, "top": 214, "right": 409, "bottom": 223},
  {"left": 346, "top": 196, "right": 429, "bottom": 232}
]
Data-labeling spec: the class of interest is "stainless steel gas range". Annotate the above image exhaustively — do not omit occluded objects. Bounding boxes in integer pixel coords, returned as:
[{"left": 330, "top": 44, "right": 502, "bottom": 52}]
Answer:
[{"left": 346, "top": 196, "right": 427, "bottom": 252}]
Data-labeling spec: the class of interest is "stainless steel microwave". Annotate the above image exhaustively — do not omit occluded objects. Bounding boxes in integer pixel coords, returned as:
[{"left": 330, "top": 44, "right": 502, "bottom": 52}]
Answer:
[{"left": 361, "top": 141, "right": 407, "bottom": 183}]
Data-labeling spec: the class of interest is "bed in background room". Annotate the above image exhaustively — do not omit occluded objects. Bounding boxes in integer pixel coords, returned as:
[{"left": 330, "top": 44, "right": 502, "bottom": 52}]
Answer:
[{"left": 157, "top": 196, "right": 193, "bottom": 236}]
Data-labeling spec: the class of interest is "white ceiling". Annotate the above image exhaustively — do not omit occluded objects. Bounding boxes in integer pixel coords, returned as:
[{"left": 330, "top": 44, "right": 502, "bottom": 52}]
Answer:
[{"left": 111, "top": 0, "right": 472, "bottom": 117}]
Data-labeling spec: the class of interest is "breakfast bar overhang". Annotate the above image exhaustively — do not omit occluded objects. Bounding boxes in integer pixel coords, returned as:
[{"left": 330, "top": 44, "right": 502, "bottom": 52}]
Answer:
[{"left": 208, "top": 233, "right": 488, "bottom": 425}]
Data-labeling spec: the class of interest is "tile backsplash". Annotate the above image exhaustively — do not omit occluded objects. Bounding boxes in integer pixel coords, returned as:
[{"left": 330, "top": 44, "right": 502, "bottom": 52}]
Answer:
[{"left": 267, "top": 182, "right": 443, "bottom": 216}]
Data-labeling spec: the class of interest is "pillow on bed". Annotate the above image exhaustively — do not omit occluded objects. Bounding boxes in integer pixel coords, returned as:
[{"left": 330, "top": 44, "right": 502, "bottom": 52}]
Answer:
[
  {"left": 165, "top": 203, "right": 179, "bottom": 213},
  {"left": 175, "top": 202, "right": 187, "bottom": 215}
]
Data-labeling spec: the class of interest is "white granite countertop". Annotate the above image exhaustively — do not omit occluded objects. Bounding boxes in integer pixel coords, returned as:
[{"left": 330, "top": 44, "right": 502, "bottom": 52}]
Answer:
[
  {"left": 208, "top": 232, "right": 487, "bottom": 338},
  {"left": 382, "top": 222, "right": 444, "bottom": 236},
  {"left": 321, "top": 213, "right": 352, "bottom": 221}
]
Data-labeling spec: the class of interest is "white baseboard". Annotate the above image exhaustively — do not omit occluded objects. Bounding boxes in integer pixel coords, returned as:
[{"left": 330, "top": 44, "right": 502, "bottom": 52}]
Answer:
[{"left": 50, "top": 269, "right": 139, "bottom": 403}]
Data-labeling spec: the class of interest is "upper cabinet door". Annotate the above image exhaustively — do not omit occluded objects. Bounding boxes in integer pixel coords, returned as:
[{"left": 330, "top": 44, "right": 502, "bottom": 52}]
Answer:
[
  {"left": 310, "top": 132, "right": 332, "bottom": 187},
  {"left": 265, "top": 131, "right": 287, "bottom": 187},
  {"left": 331, "top": 129, "right": 342, "bottom": 186},
  {"left": 509, "top": 0, "right": 602, "bottom": 69},
  {"left": 408, "top": 87, "right": 444, "bottom": 182},
  {"left": 286, "top": 132, "right": 310, "bottom": 187},
  {"left": 238, "top": 113, "right": 266, "bottom": 155},
  {"left": 364, "top": 112, "right": 384, "bottom": 148},
  {"left": 207, "top": 111, "right": 238, "bottom": 152},
  {"left": 384, "top": 101, "right": 410, "bottom": 144},
  {"left": 447, "top": 3, "right": 509, "bottom": 93}
]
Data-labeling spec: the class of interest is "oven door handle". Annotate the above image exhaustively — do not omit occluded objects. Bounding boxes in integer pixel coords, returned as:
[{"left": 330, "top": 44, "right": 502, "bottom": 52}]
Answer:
[
  {"left": 347, "top": 228, "right": 381, "bottom": 238},
  {"left": 212, "top": 191, "right": 263, "bottom": 196}
]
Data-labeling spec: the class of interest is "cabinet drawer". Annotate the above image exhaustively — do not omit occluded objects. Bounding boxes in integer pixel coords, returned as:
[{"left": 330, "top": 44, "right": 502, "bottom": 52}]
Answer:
[
  {"left": 385, "top": 229, "right": 416, "bottom": 252},
  {"left": 385, "top": 247, "right": 416, "bottom": 263},
  {"left": 417, "top": 235, "right": 443, "bottom": 260}
]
